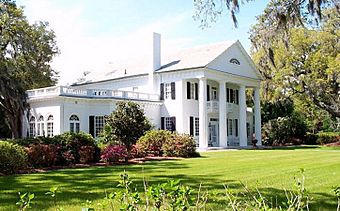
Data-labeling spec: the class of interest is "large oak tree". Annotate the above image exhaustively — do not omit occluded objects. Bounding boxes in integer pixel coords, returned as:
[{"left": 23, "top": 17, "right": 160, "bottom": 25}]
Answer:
[{"left": 0, "top": 0, "right": 58, "bottom": 138}]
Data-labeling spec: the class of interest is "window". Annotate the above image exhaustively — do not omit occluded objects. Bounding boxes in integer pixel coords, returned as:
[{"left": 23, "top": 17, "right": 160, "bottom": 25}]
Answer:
[
  {"left": 69, "top": 115, "right": 80, "bottom": 133},
  {"left": 227, "top": 119, "right": 233, "bottom": 136},
  {"left": 226, "top": 88, "right": 239, "bottom": 104},
  {"left": 160, "top": 82, "right": 175, "bottom": 100},
  {"left": 161, "top": 116, "right": 176, "bottom": 131},
  {"left": 234, "top": 119, "right": 238, "bottom": 137},
  {"left": 211, "top": 87, "right": 218, "bottom": 100},
  {"left": 37, "top": 115, "right": 44, "bottom": 136},
  {"left": 29, "top": 116, "right": 36, "bottom": 137},
  {"left": 194, "top": 117, "right": 199, "bottom": 136},
  {"left": 187, "top": 82, "right": 198, "bottom": 100},
  {"left": 95, "top": 116, "right": 105, "bottom": 137},
  {"left": 165, "top": 83, "right": 171, "bottom": 99},
  {"left": 229, "top": 58, "right": 240, "bottom": 65},
  {"left": 46, "top": 115, "right": 54, "bottom": 137}
]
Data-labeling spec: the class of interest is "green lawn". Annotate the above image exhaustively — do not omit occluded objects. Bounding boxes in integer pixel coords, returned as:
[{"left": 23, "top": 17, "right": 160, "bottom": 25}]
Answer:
[{"left": 1, "top": 148, "right": 340, "bottom": 210}]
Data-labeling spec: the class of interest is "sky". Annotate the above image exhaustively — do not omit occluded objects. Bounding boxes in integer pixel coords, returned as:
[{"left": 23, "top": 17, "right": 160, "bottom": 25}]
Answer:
[{"left": 16, "top": 0, "right": 269, "bottom": 85}]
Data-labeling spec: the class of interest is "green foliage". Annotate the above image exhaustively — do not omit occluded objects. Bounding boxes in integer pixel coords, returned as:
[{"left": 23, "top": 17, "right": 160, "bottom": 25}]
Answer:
[
  {"left": 16, "top": 192, "right": 35, "bottom": 211},
  {"left": 0, "top": 0, "right": 59, "bottom": 138},
  {"left": 162, "top": 133, "right": 198, "bottom": 158},
  {"left": 261, "top": 99, "right": 294, "bottom": 124},
  {"left": 315, "top": 132, "right": 340, "bottom": 145},
  {"left": 262, "top": 112, "right": 307, "bottom": 146},
  {"left": 136, "top": 130, "right": 172, "bottom": 156},
  {"left": 0, "top": 140, "right": 27, "bottom": 174},
  {"left": 105, "top": 101, "right": 152, "bottom": 153}
]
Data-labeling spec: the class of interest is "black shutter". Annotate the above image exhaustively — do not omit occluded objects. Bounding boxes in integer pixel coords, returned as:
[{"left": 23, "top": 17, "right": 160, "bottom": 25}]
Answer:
[
  {"left": 227, "top": 88, "right": 230, "bottom": 102},
  {"left": 89, "top": 116, "right": 95, "bottom": 137},
  {"left": 160, "top": 83, "right": 164, "bottom": 100},
  {"left": 171, "top": 82, "right": 176, "bottom": 100},
  {"left": 235, "top": 119, "right": 238, "bottom": 137},
  {"left": 161, "top": 117, "right": 165, "bottom": 130},
  {"left": 207, "top": 85, "right": 210, "bottom": 101},
  {"left": 236, "top": 90, "right": 239, "bottom": 104},
  {"left": 195, "top": 83, "right": 198, "bottom": 100},
  {"left": 171, "top": 116, "right": 176, "bottom": 131},
  {"left": 187, "top": 82, "right": 191, "bottom": 99},
  {"left": 189, "top": 116, "right": 194, "bottom": 136}
]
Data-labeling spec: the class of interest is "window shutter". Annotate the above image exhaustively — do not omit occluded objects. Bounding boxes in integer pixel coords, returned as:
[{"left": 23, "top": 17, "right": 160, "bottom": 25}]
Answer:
[
  {"left": 226, "top": 88, "right": 230, "bottom": 102},
  {"left": 171, "top": 82, "right": 176, "bottom": 99},
  {"left": 160, "top": 83, "right": 164, "bottom": 100},
  {"left": 207, "top": 85, "right": 210, "bottom": 101},
  {"left": 89, "top": 116, "right": 95, "bottom": 137},
  {"left": 189, "top": 116, "right": 194, "bottom": 136},
  {"left": 171, "top": 116, "right": 176, "bottom": 131},
  {"left": 235, "top": 119, "right": 238, "bottom": 137},
  {"left": 236, "top": 90, "right": 239, "bottom": 104},
  {"left": 195, "top": 83, "right": 198, "bottom": 100},
  {"left": 161, "top": 117, "right": 165, "bottom": 130},
  {"left": 187, "top": 82, "right": 191, "bottom": 99}
]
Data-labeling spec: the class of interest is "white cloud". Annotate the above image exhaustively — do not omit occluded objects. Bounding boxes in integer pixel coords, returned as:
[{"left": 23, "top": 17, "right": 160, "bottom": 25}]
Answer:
[{"left": 18, "top": 0, "right": 195, "bottom": 85}]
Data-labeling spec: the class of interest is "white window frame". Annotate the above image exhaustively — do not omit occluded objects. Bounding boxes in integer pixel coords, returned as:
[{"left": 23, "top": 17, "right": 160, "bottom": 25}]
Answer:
[
  {"left": 194, "top": 117, "right": 199, "bottom": 136},
  {"left": 69, "top": 115, "right": 80, "bottom": 133},
  {"left": 29, "top": 116, "right": 36, "bottom": 137},
  {"left": 165, "top": 83, "right": 172, "bottom": 99},
  {"left": 212, "top": 87, "right": 218, "bottom": 100},
  {"left": 46, "top": 115, "right": 54, "bottom": 137},
  {"left": 95, "top": 116, "right": 105, "bottom": 137},
  {"left": 165, "top": 117, "right": 172, "bottom": 130},
  {"left": 37, "top": 115, "right": 45, "bottom": 136}
]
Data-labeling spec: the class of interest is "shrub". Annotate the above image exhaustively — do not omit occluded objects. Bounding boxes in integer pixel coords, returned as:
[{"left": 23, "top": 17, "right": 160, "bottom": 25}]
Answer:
[
  {"left": 55, "top": 132, "right": 98, "bottom": 164},
  {"left": 130, "top": 144, "right": 146, "bottom": 158},
  {"left": 304, "top": 133, "right": 318, "bottom": 145},
  {"left": 0, "top": 141, "right": 27, "bottom": 174},
  {"left": 79, "top": 146, "right": 95, "bottom": 164},
  {"left": 101, "top": 145, "right": 128, "bottom": 163},
  {"left": 316, "top": 132, "right": 340, "bottom": 145},
  {"left": 137, "top": 130, "right": 172, "bottom": 156},
  {"left": 262, "top": 112, "right": 307, "bottom": 146},
  {"left": 26, "top": 144, "right": 59, "bottom": 167},
  {"left": 162, "top": 133, "right": 198, "bottom": 158}
]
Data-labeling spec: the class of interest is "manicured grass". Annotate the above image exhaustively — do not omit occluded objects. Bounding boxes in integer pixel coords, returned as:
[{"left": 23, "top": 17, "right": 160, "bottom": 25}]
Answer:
[{"left": 1, "top": 148, "right": 340, "bottom": 210}]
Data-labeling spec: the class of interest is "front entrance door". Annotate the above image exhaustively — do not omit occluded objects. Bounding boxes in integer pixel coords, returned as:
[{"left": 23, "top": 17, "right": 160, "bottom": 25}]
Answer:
[{"left": 209, "top": 119, "right": 219, "bottom": 147}]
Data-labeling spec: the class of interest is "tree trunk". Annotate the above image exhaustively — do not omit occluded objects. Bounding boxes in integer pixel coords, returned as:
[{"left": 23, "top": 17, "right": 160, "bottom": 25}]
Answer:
[{"left": 7, "top": 108, "right": 23, "bottom": 139}]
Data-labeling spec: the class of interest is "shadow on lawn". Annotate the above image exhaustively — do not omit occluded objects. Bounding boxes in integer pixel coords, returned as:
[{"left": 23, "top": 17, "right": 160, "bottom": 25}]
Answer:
[{"left": 0, "top": 159, "right": 337, "bottom": 210}]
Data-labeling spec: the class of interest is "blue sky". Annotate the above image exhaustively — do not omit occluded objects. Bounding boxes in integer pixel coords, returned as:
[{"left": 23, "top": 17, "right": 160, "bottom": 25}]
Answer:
[{"left": 16, "top": 0, "right": 269, "bottom": 84}]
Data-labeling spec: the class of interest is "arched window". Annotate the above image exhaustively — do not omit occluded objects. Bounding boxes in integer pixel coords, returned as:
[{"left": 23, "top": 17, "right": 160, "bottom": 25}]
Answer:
[
  {"left": 29, "top": 116, "right": 36, "bottom": 137},
  {"left": 229, "top": 58, "right": 240, "bottom": 65},
  {"left": 46, "top": 115, "right": 54, "bottom": 137},
  {"left": 37, "top": 115, "right": 45, "bottom": 136},
  {"left": 69, "top": 115, "right": 80, "bottom": 133}
]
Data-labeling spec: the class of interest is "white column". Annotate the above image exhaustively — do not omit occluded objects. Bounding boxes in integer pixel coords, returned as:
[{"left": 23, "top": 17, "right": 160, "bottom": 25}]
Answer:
[
  {"left": 239, "top": 85, "right": 247, "bottom": 147},
  {"left": 199, "top": 77, "right": 208, "bottom": 149},
  {"left": 219, "top": 80, "right": 227, "bottom": 147},
  {"left": 254, "top": 87, "right": 262, "bottom": 145}
]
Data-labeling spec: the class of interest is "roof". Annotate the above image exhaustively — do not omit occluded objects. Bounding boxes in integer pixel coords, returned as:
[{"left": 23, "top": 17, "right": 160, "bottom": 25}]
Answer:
[
  {"left": 157, "top": 40, "right": 236, "bottom": 72},
  {"left": 74, "top": 40, "right": 237, "bottom": 85}
]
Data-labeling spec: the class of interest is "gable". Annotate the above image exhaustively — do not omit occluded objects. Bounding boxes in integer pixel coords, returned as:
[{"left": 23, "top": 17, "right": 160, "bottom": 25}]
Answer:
[{"left": 206, "top": 41, "right": 261, "bottom": 80}]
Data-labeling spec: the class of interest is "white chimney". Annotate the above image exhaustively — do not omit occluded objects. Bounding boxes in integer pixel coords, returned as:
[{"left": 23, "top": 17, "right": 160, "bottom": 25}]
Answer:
[{"left": 153, "top": 32, "right": 161, "bottom": 71}]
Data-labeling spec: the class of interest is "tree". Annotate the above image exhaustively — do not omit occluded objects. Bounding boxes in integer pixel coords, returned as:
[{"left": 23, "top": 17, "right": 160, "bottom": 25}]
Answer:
[
  {"left": 252, "top": 7, "right": 339, "bottom": 119},
  {"left": 193, "top": 0, "right": 339, "bottom": 28},
  {"left": 0, "top": 0, "right": 58, "bottom": 138},
  {"left": 105, "top": 101, "right": 152, "bottom": 160}
]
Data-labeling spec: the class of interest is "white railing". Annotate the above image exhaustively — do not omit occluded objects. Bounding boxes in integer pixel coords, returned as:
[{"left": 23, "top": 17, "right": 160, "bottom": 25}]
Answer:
[
  {"left": 27, "top": 86, "right": 160, "bottom": 101},
  {"left": 206, "top": 101, "right": 237, "bottom": 113}
]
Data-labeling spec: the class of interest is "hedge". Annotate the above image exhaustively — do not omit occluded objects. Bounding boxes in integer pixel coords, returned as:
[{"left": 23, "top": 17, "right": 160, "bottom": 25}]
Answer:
[{"left": 0, "top": 141, "right": 27, "bottom": 174}]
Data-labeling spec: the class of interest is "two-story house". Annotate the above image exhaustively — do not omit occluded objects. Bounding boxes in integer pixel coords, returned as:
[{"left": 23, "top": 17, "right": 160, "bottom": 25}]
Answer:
[{"left": 24, "top": 33, "right": 262, "bottom": 149}]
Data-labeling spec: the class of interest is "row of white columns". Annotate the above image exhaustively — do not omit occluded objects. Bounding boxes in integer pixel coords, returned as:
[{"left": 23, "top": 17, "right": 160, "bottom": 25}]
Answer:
[{"left": 198, "top": 77, "right": 262, "bottom": 149}]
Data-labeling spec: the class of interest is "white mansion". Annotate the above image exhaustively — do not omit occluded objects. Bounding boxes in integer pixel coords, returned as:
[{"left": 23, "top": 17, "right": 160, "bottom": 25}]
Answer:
[{"left": 24, "top": 33, "right": 262, "bottom": 149}]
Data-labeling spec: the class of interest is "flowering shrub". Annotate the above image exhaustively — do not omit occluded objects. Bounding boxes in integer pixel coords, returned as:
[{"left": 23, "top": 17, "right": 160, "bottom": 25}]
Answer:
[
  {"left": 0, "top": 141, "right": 27, "bottom": 174},
  {"left": 162, "top": 133, "right": 198, "bottom": 158},
  {"left": 26, "top": 144, "right": 59, "bottom": 167},
  {"left": 79, "top": 146, "right": 95, "bottom": 164},
  {"left": 101, "top": 145, "right": 128, "bottom": 163},
  {"left": 130, "top": 144, "right": 146, "bottom": 158},
  {"left": 137, "top": 130, "right": 172, "bottom": 156},
  {"left": 62, "top": 150, "right": 75, "bottom": 165}
]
